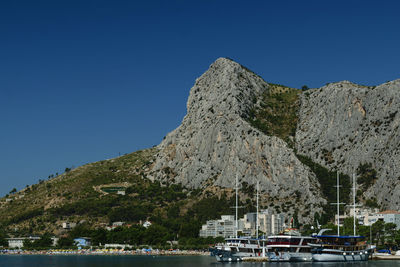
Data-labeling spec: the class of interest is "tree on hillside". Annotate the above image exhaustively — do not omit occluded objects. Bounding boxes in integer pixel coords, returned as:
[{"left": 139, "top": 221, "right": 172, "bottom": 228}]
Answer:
[
  {"left": 0, "top": 231, "right": 8, "bottom": 247},
  {"left": 384, "top": 223, "right": 397, "bottom": 245},
  {"left": 357, "top": 163, "right": 377, "bottom": 191},
  {"left": 57, "top": 236, "right": 75, "bottom": 248},
  {"left": 371, "top": 220, "right": 385, "bottom": 245}
]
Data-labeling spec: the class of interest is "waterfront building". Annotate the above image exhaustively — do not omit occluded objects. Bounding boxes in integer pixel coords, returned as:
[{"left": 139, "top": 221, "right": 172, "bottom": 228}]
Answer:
[
  {"left": 6, "top": 236, "right": 41, "bottom": 248},
  {"left": 378, "top": 210, "right": 400, "bottom": 229},
  {"left": 334, "top": 208, "right": 400, "bottom": 229},
  {"left": 245, "top": 210, "right": 285, "bottom": 236},
  {"left": 74, "top": 237, "right": 91, "bottom": 248},
  {"left": 199, "top": 215, "right": 235, "bottom": 238},
  {"left": 199, "top": 210, "right": 286, "bottom": 238}
]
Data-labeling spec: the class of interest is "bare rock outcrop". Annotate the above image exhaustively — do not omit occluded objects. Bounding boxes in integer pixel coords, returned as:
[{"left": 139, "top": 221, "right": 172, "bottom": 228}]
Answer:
[
  {"left": 150, "top": 58, "right": 325, "bottom": 222},
  {"left": 296, "top": 80, "right": 400, "bottom": 209}
]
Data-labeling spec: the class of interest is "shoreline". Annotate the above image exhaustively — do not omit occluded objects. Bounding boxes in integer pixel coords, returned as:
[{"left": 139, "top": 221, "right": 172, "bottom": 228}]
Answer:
[{"left": 0, "top": 249, "right": 210, "bottom": 256}]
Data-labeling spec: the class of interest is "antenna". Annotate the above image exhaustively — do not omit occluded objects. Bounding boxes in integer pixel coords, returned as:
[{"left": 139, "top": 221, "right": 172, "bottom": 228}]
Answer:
[{"left": 331, "top": 172, "right": 345, "bottom": 236}]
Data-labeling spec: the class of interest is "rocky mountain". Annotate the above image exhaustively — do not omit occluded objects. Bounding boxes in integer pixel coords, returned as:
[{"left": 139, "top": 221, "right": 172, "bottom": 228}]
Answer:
[
  {"left": 150, "top": 58, "right": 326, "bottom": 223},
  {"left": 296, "top": 80, "right": 400, "bottom": 209},
  {"left": 1, "top": 57, "right": 399, "bottom": 233},
  {"left": 150, "top": 57, "right": 400, "bottom": 221}
]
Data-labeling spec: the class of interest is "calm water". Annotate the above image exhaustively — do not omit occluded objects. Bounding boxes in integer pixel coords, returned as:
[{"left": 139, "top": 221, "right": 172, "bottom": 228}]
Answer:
[{"left": 0, "top": 255, "right": 400, "bottom": 267}]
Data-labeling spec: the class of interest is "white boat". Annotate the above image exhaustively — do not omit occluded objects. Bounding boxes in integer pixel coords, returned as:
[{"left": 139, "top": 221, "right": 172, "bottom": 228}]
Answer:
[
  {"left": 266, "top": 228, "right": 316, "bottom": 262},
  {"left": 309, "top": 174, "right": 374, "bottom": 262},
  {"left": 214, "top": 236, "right": 265, "bottom": 261},
  {"left": 309, "top": 231, "right": 373, "bottom": 262},
  {"left": 373, "top": 249, "right": 391, "bottom": 256}
]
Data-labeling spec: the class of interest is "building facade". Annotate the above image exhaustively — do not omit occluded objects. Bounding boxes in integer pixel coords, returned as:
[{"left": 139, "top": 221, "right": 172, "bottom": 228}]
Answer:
[
  {"left": 199, "top": 215, "right": 235, "bottom": 238},
  {"left": 6, "top": 236, "right": 41, "bottom": 248},
  {"left": 334, "top": 208, "right": 400, "bottom": 229},
  {"left": 199, "top": 210, "right": 286, "bottom": 238}
]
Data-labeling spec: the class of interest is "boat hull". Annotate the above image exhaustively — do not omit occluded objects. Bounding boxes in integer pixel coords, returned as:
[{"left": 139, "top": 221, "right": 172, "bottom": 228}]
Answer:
[
  {"left": 267, "top": 252, "right": 291, "bottom": 262},
  {"left": 214, "top": 249, "right": 242, "bottom": 262},
  {"left": 289, "top": 252, "right": 313, "bottom": 262},
  {"left": 267, "top": 252, "right": 312, "bottom": 262},
  {"left": 313, "top": 252, "right": 369, "bottom": 262}
]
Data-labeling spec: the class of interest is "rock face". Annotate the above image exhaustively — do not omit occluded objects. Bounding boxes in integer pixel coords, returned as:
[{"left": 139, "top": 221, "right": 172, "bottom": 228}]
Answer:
[
  {"left": 150, "top": 58, "right": 325, "bottom": 222},
  {"left": 296, "top": 80, "right": 400, "bottom": 209}
]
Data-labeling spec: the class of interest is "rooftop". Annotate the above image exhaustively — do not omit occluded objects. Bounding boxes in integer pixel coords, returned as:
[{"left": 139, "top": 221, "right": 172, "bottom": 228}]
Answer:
[{"left": 378, "top": 210, "right": 400, "bottom": 215}]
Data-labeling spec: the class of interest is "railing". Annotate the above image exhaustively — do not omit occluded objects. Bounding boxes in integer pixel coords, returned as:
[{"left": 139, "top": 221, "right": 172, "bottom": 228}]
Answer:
[{"left": 267, "top": 241, "right": 301, "bottom": 245}]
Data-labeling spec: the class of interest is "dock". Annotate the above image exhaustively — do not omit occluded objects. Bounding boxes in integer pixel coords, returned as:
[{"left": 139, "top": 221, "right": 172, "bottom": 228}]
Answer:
[
  {"left": 372, "top": 255, "right": 400, "bottom": 260},
  {"left": 242, "top": 257, "right": 269, "bottom": 262}
]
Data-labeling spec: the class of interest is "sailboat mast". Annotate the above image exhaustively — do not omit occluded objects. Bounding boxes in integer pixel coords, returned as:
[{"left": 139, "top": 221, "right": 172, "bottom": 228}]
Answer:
[
  {"left": 236, "top": 174, "right": 238, "bottom": 238},
  {"left": 353, "top": 173, "right": 356, "bottom": 236},
  {"left": 337, "top": 172, "right": 340, "bottom": 236},
  {"left": 256, "top": 181, "right": 259, "bottom": 238}
]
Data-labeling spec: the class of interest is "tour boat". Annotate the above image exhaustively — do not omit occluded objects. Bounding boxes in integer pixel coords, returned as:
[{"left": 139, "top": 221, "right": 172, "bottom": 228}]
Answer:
[
  {"left": 309, "top": 230, "right": 373, "bottom": 262},
  {"left": 266, "top": 228, "right": 316, "bottom": 262},
  {"left": 214, "top": 237, "right": 266, "bottom": 262}
]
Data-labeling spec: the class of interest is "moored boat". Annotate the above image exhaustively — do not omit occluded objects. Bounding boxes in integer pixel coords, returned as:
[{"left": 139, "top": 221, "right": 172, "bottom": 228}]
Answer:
[
  {"left": 213, "top": 236, "right": 266, "bottom": 261},
  {"left": 266, "top": 228, "right": 316, "bottom": 262},
  {"left": 309, "top": 229, "right": 374, "bottom": 262},
  {"left": 214, "top": 249, "right": 242, "bottom": 262}
]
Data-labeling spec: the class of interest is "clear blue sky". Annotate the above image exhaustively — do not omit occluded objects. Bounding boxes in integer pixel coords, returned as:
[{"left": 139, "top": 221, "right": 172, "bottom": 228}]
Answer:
[{"left": 1, "top": 0, "right": 399, "bottom": 196}]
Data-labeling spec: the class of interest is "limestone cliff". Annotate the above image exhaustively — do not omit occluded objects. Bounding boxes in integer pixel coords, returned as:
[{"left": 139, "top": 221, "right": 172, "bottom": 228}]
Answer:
[
  {"left": 150, "top": 58, "right": 325, "bottom": 222},
  {"left": 296, "top": 80, "right": 400, "bottom": 209}
]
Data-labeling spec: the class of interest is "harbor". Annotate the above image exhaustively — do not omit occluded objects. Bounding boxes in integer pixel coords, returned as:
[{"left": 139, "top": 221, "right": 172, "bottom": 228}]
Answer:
[{"left": 210, "top": 173, "right": 399, "bottom": 263}]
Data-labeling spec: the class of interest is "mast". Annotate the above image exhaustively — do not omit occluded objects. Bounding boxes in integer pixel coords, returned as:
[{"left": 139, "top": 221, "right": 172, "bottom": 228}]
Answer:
[
  {"left": 331, "top": 171, "right": 344, "bottom": 236},
  {"left": 235, "top": 174, "right": 238, "bottom": 238},
  {"left": 353, "top": 173, "right": 356, "bottom": 236},
  {"left": 256, "top": 181, "right": 259, "bottom": 238},
  {"left": 336, "top": 172, "right": 340, "bottom": 236}
]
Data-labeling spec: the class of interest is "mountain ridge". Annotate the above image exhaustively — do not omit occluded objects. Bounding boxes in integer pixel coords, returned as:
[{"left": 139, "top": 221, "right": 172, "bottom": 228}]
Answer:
[{"left": 1, "top": 57, "right": 399, "bottom": 234}]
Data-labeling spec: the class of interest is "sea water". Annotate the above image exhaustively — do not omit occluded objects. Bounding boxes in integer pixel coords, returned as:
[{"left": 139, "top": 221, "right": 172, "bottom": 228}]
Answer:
[{"left": 0, "top": 255, "right": 399, "bottom": 267}]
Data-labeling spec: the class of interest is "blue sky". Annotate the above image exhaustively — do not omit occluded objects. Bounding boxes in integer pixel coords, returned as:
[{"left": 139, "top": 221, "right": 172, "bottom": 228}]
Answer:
[{"left": 1, "top": 0, "right": 399, "bottom": 196}]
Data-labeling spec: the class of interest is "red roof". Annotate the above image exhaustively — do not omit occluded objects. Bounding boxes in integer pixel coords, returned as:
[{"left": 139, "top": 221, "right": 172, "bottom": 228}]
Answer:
[{"left": 378, "top": 210, "right": 400, "bottom": 215}]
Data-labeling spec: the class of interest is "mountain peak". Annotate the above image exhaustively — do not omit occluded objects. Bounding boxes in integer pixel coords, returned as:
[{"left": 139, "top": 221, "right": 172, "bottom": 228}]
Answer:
[
  {"left": 150, "top": 59, "right": 325, "bottom": 224},
  {"left": 187, "top": 58, "right": 268, "bottom": 122}
]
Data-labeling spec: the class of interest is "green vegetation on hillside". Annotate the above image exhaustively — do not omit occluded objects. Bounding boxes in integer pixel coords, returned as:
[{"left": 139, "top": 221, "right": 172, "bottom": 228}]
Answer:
[
  {"left": 357, "top": 163, "right": 378, "bottom": 191},
  {"left": 0, "top": 146, "right": 261, "bottom": 248},
  {"left": 248, "top": 84, "right": 300, "bottom": 147},
  {"left": 295, "top": 154, "right": 351, "bottom": 224}
]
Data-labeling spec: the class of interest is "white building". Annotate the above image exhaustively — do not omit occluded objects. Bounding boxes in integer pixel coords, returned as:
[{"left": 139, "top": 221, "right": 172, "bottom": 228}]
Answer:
[
  {"left": 62, "top": 222, "right": 77, "bottom": 230},
  {"left": 199, "top": 210, "right": 286, "bottom": 238},
  {"left": 334, "top": 214, "right": 349, "bottom": 226},
  {"left": 199, "top": 215, "right": 235, "bottom": 238},
  {"left": 6, "top": 236, "right": 41, "bottom": 248},
  {"left": 334, "top": 208, "right": 400, "bottom": 229},
  {"left": 379, "top": 210, "right": 400, "bottom": 229},
  {"left": 335, "top": 207, "right": 381, "bottom": 226},
  {"left": 243, "top": 210, "right": 285, "bottom": 236},
  {"left": 142, "top": 221, "right": 152, "bottom": 228}
]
